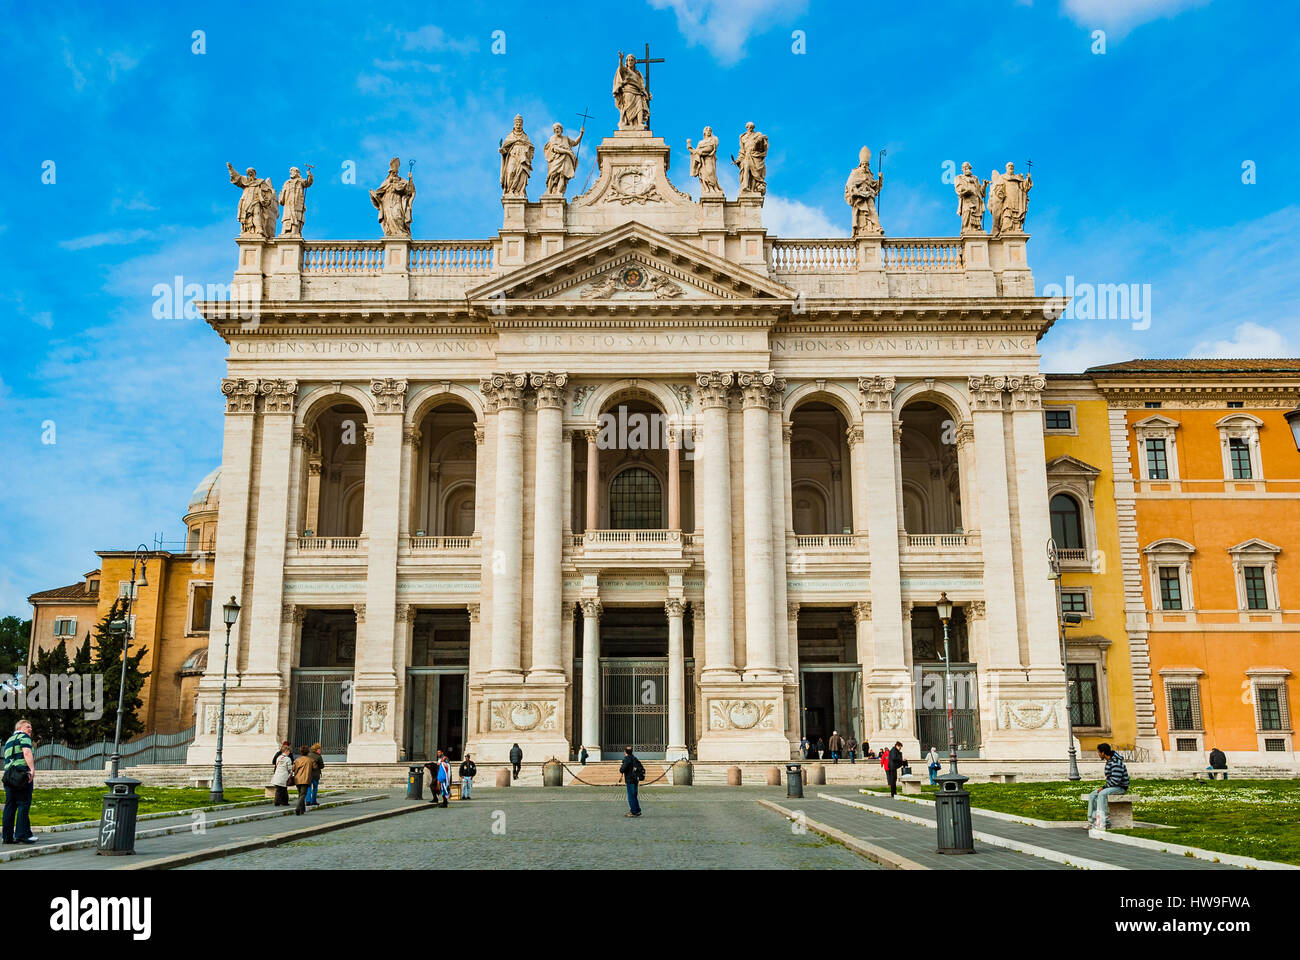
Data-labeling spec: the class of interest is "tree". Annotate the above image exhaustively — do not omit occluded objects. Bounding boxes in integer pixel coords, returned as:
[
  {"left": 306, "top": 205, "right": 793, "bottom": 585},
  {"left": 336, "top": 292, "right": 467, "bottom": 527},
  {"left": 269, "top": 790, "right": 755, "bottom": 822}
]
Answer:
[
  {"left": 87, "top": 598, "right": 151, "bottom": 743},
  {"left": 0, "top": 615, "right": 30, "bottom": 676}
]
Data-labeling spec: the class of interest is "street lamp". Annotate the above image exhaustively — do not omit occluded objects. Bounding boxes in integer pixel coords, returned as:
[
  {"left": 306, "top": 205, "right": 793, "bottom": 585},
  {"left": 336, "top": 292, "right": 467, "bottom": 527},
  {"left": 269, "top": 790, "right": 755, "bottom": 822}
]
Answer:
[
  {"left": 97, "top": 544, "right": 149, "bottom": 855},
  {"left": 1285, "top": 404, "right": 1300, "bottom": 453},
  {"left": 933, "top": 592, "right": 974, "bottom": 854},
  {"left": 210, "top": 596, "right": 241, "bottom": 803},
  {"left": 1047, "top": 539, "right": 1082, "bottom": 781}
]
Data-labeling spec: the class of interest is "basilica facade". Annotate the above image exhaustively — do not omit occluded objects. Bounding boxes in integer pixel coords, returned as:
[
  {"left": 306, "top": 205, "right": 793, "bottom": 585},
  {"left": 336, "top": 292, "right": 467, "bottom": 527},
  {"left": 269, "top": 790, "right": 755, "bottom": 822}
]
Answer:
[{"left": 187, "top": 95, "right": 1074, "bottom": 765}]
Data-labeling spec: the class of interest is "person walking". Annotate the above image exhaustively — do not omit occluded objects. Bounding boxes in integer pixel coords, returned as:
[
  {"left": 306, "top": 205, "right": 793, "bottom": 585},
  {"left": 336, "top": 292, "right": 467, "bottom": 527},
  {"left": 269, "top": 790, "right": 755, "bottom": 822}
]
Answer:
[
  {"left": 437, "top": 751, "right": 452, "bottom": 806},
  {"left": 292, "top": 745, "right": 315, "bottom": 815},
  {"left": 846, "top": 736, "right": 858, "bottom": 763},
  {"left": 618, "top": 746, "right": 645, "bottom": 817},
  {"left": 305, "top": 743, "right": 324, "bottom": 805},
  {"left": 886, "top": 742, "right": 905, "bottom": 798},
  {"left": 2, "top": 719, "right": 37, "bottom": 845},
  {"left": 425, "top": 754, "right": 441, "bottom": 805},
  {"left": 509, "top": 742, "right": 523, "bottom": 780},
  {"left": 926, "top": 745, "right": 941, "bottom": 786},
  {"left": 1087, "top": 743, "right": 1130, "bottom": 830},
  {"left": 814, "top": 737, "right": 826, "bottom": 761},
  {"left": 579, "top": 746, "right": 589, "bottom": 766},
  {"left": 270, "top": 743, "right": 294, "bottom": 807},
  {"left": 459, "top": 754, "right": 477, "bottom": 799},
  {"left": 798, "top": 736, "right": 808, "bottom": 760},
  {"left": 271, "top": 740, "right": 291, "bottom": 767},
  {"left": 828, "top": 730, "right": 843, "bottom": 764}
]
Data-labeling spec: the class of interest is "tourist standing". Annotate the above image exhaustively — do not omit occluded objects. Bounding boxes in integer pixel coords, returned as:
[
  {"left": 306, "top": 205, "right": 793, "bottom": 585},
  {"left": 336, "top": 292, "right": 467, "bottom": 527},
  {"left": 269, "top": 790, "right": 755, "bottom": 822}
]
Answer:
[
  {"left": 306, "top": 743, "right": 324, "bottom": 805},
  {"left": 271, "top": 744, "right": 294, "bottom": 807},
  {"left": 846, "top": 736, "right": 858, "bottom": 763},
  {"left": 886, "top": 742, "right": 905, "bottom": 798},
  {"left": 1086, "top": 743, "right": 1130, "bottom": 830},
  {"left": 579, "top": 746, "right": 589, "bottom": 765},
  {"left": 509, "top": 742, "right": 523, "bottom": 780},
  {"left": 798, "top": 737, "right": 808, "bottom": 760},
  {"left": 926, "top": 746, "right": 941, "bottom": 785},
  {"left": 814, "top": 737, "right": 826, "bottom": 760},
  {"left": 828, "top": 730, "right": 843, "bottom": 764},
  {"left": 2, "top": 719, "right": 37, "bottom": 845},
  {"left": 425, "top": 755, "right": 441, "bottom": 805},
  {"left": 438, "top": 751, "right": 452, "bottom": 806},
  {"left": 459, "top": 754, "right": 477, "bottom": 799},
  {"left": 619, "top": 746, "right": 645, "bottom": 818},
  {"left": 292, "top": 746, "right": 315, "bottom": 815}
]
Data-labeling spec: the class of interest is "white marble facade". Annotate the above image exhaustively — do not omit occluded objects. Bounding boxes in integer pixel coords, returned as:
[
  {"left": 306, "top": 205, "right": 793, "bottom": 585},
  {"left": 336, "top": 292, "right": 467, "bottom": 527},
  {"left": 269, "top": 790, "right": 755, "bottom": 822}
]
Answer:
[{"left": 188, "top": 120, "right": 1068, "bottom": 766}]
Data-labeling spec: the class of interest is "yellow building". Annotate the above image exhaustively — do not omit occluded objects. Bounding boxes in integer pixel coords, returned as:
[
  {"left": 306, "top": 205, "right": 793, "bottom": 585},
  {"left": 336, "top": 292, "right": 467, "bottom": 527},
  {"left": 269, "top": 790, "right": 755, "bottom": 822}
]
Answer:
[
  {"left": 26, "top": 569, "right": 101, "bottom": 671},
  {"left": 1043, "top": 375, "right": 1136, "bottom": 753}
]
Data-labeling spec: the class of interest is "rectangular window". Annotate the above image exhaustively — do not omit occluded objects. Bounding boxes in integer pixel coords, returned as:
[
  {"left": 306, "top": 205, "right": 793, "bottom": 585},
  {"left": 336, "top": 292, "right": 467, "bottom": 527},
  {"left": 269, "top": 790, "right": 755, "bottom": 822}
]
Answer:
[
  {"left": 1244, "top": 566, "right": 1269, "bottom": 610},
  {"left": 191, "top": 584, "right": 213, "bottom": 633},
  {"left": 1044, "top": 409, "right": 1072, "bottom": 431},
  {"left": 1061, "top": 592, "right": 1088, "bottom": 613},
  {"left": 1265, "top": 738, "right": 1286, "bottom": 752},
  {"left": 1169, "top": 686, "right": 1198, "bottom": 730},
  {"left": 52, "top": 617, "right": 77, "bottom": 636},
  {"left": 1144, "top": 401, "right": 1162, "bottom": 409},
  {"left": 1159, "top": 567, "right": 1183, "bottom": 610},
  {"left": 1145, "top": 439, "right": 1169, "bottom": 479},
  {"left": 1229, "top": 438, "right": 1253, "bottom": 479},
  {"left": 1176, "top": 738, "right": 1199, "bottom": 751},
  {"left": 118, "top": 581, "right": 139, "bottom": 599},
  {"left": 1227, "top": 401, "right": 1244, "bottom": 409},
  {"left": 1067, "top": 663, "right": 1099, "bottom": 727},
  {"left": 1257, "top": 687, "right": 1283, "bottom": 731}
]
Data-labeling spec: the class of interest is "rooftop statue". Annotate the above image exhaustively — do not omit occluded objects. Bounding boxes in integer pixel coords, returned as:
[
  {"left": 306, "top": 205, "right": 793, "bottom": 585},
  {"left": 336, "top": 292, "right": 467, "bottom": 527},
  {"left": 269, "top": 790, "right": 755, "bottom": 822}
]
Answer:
[
  {"left": 226, "top": 163, "right": 277, "bottom": 240},
  {"left": 954, "top": 161, "right": 987, "bottom": 235},
  {"left": 844, "top": 146, "right": 884, "bottom": 237},
  {"left": 370, "top": 157, "right": 416, "bottom": 238},
  {"left": 278, "top": 165, "right": 314, "bottom": 238},
  {"left": 500, "top": 115, "right": 534, "bottom": 198},
  {"left": 687, "top": 126, "right": 723, "bottom": 199},
  {"left": 731, "top": 122, "right": 767, "bottom": 196},
  {"left": 612, "top": 51, "right": 651, "bottom": 131},
  {"left": 990, "top": 162, "right": 1032, "bottom": 236},
  {"left": 543, "top": 122, "right": 584, "bottom": 197}
]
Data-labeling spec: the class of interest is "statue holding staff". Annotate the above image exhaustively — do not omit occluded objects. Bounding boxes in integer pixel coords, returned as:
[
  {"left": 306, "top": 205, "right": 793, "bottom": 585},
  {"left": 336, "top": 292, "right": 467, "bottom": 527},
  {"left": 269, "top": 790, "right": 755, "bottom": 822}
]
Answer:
[
  {"left": 370, "top": 157, "right": 416, "bottom": 237},
  {"left": 226, "top": 162, "right": 277, "bottom": 239},
  {"left": 954, "top": 161, "right": 987, "bottom": 234},
  {"left": 844, "top": 146, "right": 884, "bottom": 236},
  {"left": 543, "top": 121, "right": 584, "bottom": 197},
  {"left": 990, "top": 161, "right": 1032, "bottom": 235},
  {"left": 499, "top": 115, "right": 534, "bottom": 198}
]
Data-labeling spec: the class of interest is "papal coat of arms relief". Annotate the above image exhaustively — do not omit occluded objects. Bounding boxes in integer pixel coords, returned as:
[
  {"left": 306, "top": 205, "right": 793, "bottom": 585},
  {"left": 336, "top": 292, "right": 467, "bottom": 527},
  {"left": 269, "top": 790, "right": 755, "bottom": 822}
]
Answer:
[{"left": 580, "top": 264, "right": 683, "bottom": 299}]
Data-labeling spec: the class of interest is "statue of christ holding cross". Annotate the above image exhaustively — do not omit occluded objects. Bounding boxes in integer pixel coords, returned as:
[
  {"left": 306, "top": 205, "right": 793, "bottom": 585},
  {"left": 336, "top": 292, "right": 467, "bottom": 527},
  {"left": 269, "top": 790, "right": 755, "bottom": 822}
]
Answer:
[{"left": 612, "top": 49, "right": 654, "bottom": 130}]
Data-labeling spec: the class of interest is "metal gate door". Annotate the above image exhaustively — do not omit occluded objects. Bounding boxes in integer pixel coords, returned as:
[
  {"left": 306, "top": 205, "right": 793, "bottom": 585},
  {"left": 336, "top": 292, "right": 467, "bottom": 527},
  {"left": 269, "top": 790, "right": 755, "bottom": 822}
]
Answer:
[
  {"left": 290, "top": 668, "right": 353, "bottom": 761},
  {"left": 913, "top": 664, "right": 980, "bottom": 757},
  {"left": 601, "top": 658, "right": 668, "bottom": 758}
]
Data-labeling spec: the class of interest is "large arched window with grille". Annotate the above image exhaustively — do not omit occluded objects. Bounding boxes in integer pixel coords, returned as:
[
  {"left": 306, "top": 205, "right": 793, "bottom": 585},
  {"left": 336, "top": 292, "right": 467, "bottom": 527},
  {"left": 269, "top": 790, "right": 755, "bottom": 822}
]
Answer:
[
  {"left": 1050, "top": 493, "right": 1083, "bottom": 550},
  {"left": 609, "top": 467, "right": 663, "bottom": 529}
]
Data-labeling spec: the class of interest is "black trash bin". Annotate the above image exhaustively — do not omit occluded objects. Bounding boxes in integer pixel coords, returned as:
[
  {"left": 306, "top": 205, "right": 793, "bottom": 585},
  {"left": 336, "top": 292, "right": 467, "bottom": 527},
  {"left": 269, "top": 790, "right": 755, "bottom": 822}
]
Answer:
[
  {"left": 95, "top": 776, "right": 141, "bottom": 856},
  {"left": 785, "top": 763, "right": 803, "bottom": 798},
  {"left": 934, "top": 772, "right": 975, "bottom": 854},
  {"left": 407, "top": 764, "right": 425, "bottom": 800}
]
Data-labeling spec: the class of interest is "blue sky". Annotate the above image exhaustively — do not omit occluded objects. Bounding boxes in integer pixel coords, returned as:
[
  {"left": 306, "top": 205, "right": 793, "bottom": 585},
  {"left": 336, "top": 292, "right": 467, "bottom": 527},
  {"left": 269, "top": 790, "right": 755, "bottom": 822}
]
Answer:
[{"left": 0, "top": 0, "right": 1296, "bottom": 615}]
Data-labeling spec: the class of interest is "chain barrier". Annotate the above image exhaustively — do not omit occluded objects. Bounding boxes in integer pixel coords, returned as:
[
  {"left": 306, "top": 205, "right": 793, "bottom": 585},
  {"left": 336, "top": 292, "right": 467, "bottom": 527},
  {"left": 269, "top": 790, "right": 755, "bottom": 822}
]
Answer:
[{"left": 543, "top": 756, "right": 688, "bottom": 787}]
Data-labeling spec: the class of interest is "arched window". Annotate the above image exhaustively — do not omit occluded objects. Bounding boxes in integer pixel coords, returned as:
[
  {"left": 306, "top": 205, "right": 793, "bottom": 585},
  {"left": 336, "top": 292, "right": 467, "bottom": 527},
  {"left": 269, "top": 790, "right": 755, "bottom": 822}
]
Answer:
[
  {"left": 609, "top": 468, "right": 662, "bottom": 529},
  {"left": 1050, "top": 494, "right": 1083, "bottom": 550}
]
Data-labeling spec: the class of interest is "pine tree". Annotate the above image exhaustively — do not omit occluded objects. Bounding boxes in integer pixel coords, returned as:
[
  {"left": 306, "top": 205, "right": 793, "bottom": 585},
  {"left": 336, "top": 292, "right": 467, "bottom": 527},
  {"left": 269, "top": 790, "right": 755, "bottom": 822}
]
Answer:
[
  {"left": 65, "top": 635, "right": 95, "bottom": 748},
  {"left": 88, "top": 598, "right": 151, "bottom": 743}
]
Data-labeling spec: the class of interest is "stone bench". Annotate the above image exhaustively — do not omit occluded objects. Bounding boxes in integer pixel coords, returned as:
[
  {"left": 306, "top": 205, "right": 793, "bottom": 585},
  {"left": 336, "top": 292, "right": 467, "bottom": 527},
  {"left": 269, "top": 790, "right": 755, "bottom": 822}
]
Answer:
[
  {"left": 189, "top": 776, "right": 213, "bottom": 789},
  {"left": 1080, "top": 792, "right": 1135, "bottom": 829},
  {"left": 899, "top": 775, "right": 925, "bottom": 795},
  {"left": 987, "top": 772, "right": 1016, "bottom": 784},
  {"left": 1194, "top": 769, "right": 1229, "bottom": 781}
]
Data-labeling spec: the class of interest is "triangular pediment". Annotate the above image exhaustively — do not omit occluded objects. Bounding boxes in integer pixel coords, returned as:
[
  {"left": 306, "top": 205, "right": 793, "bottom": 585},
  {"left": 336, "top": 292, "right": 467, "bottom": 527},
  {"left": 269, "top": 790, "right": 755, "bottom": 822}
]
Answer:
[
  {"left": 1046, "top": 454, "right": 1101, "bottom": 478},
  {"left": 466, "top": 221, "right": 794, "bottom": 305}
]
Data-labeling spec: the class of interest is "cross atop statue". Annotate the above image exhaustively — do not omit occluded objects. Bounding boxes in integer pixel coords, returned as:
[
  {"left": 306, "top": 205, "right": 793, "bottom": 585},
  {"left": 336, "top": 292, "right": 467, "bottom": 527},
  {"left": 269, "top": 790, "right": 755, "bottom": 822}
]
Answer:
[
  {"left": 612, "top": 44, "right": 663, "bottom": 131},
  {"left": 635, "top": 43, "right": 665, "bottom": 94}
]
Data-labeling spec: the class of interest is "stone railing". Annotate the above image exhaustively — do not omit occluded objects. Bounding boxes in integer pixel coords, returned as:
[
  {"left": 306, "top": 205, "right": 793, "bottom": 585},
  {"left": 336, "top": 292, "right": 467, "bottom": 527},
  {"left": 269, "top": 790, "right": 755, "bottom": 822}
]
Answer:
[
  {"left": 300, "top": 242, "right": 385, "bottom": 275},
  {"left": 793, "top": 534, "right": 862, "bottom": 549},
  {"left": 409, "top": 536, "right": 476, "bottom": 550},
  {"left": 583, "top": 529, "right": 682, "bottom": 544},
  {"left": 1057, "top": 548, "right": 1089, "bottom": 563},
  {"left": 297, "top": 536, "right": 361, "bottom": 551},
  {"left": 410, "top": 241, "right": 495, "bottom": 275},
  {"left": 881, "top": 239, "right": 964, "bottom": 270},
  {"left": 905, "top": 533, "right": 979, "bottom": 549},
  {"left": 768, "top": 239, "right": 857, "bottom": 273}
]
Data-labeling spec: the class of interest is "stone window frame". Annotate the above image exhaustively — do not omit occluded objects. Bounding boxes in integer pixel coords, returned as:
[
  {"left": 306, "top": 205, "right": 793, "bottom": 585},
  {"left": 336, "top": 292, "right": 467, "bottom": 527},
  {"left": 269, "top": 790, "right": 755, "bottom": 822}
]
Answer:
[
  {"left": 1228, "top": 539, "right": 1281, "bottom": 615},
  {"left": 1133, "top": 414, "right": 1181, "bottom": 483},
  {"left": 1245, "top": 668, "right": 1292, "bottom": 753},
  {"left": 1143, "top": 538, "right": 1196, "bottom": 618},
  {"left": 1158, "top": 667, "right": 1204, "bottom": 752},
  {"left": 1215, "top": 413, "right": 1265, "bottom": 482},
  {"left": 1058, "top": 585, "right": 1093, "bottom": 619},
  {"left": 1045, "top": 455, "right": 1101, "bottom": 572},
  {"left": 185, "top": 580, "right": 214, "bottom": 637},
  {"left": 1065, "top": 635, "right": 1111, "bottom": 734},
  {"left": 52, "top": 616, "right": 78, "bottom": 637},
  {"left": 1043, "top": 403, "right": 1077, "bottom": 436}
]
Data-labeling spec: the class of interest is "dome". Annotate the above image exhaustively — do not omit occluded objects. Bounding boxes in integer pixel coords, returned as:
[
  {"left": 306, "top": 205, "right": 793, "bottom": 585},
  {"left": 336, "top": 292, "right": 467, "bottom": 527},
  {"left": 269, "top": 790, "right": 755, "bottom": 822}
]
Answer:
[{"left": 187, "top": 467, "right": 221, "bottom": 514}]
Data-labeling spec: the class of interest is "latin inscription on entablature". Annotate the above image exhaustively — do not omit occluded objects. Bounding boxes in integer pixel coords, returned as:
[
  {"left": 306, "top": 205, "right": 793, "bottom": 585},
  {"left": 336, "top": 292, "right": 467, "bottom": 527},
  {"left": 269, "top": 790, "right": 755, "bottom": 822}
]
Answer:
[
  {"left": 771, "top": 336, "right": 1036, "bottom": 358},
  {"left": 232, "top": 338, "right": 492, "bottom": 357},
  {"left": 511, "top": 332, "right": 760, "bottom": 353}
]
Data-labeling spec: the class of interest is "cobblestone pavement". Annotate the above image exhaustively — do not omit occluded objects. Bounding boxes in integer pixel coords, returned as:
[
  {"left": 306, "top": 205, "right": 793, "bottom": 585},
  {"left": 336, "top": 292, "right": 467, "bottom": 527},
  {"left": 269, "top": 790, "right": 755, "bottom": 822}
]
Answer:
[{"left": 182, "top": 787, "right": 879, "bottom": 870}]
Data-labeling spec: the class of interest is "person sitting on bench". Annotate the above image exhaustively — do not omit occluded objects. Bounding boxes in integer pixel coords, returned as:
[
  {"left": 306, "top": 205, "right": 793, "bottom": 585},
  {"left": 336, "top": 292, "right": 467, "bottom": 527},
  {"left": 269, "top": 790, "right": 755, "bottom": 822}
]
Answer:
[
  {"left": 1207, "top": 747, "right": 1228, "bottom": 779},
  {"left": 1086, "top": 742, "right": 1129, "bottom": 830}
]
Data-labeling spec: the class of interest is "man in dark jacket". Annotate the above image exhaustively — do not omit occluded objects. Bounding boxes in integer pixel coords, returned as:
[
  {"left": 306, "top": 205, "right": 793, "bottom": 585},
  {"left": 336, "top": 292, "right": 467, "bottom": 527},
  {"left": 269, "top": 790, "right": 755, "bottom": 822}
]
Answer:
[
  {"left": 509, "top": 743, "right": 523, "bottom": 780},
  {"left": 459, "top": 754, "right": 477, "bottom": 799},
  {"left": 886, "top": 742, "right": 905, "bottom": 798},
  {"left": 828, "top": 731, "right": 843, "bottom": 763},
  {"left": 1208, "top": 747, "right": 1228, "bottom": 779},
  {"left": 1087, "top": 743, "right": 1130, "bottom": 829},
  {"left": 618, "top": 746, "right": 645, "bottom": 817}
]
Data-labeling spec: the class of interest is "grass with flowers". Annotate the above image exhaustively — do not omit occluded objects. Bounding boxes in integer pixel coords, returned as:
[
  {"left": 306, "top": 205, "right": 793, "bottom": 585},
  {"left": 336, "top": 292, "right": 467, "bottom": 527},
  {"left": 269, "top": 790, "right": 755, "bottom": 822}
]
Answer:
[
  {"left": 24, "top": 786, "right": 265, "bottom": 826},
  {"left": 864, "top": 778, "right": 1300, "bottom": 865}
]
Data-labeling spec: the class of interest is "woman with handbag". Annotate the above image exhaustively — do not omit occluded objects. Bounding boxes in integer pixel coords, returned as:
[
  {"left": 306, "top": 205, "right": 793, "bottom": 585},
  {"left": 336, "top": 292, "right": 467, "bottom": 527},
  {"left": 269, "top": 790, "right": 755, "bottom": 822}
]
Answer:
[
  {"left": 306, "top": 743, "right": 324, "bottom": 805},
  {"left": 270, "top": 744, "right": 294, "bottom": 806}
]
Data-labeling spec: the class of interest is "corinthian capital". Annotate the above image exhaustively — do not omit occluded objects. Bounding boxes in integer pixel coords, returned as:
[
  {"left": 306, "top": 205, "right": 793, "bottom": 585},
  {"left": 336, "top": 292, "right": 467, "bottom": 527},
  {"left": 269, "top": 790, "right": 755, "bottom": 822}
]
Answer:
[
  {"left": 738, "top": 371, "right": 780, "bottom": 409},
  {"left": 259, "top": 378, "right": 299, "bottom": 414},
  {"left": 664, "top": 597, "right": 686, "bottom": 619},
  {"left": 221, "top": 378, "right": 259, "bottom": 414},
  {"left": 858, "top": 376, "right": 896, "bottom": 412},
  {"left": 968, "top": 375, "right": 1008, "bottom": 411},
  {"left": 1006, "top": 374, "right": 1047, "bottom": 410},
  {"left": 369, "top": 378, "right": 409, "bottom": 414},
  {"left": 481, "top": 372, "right": 528, "bottom": 410},
  {"left": 530, "top": 372, "right": 569, "bottom": 409},
  {"left": 695, "top": 371, "right": 735, "bottom": 409},
  {"left": 580, "top": 597, "right": 603, "bottom": 620}
]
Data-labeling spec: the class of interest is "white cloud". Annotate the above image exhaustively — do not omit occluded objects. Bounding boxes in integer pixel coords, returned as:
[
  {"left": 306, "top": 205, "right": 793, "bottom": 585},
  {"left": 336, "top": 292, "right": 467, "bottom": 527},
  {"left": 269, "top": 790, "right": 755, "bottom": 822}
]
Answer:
[
  {"left": 397, "top": 25, "right": 477, "bottom": 54},
  {"left": 1061, "top": 0, "right": 1210, "bottom": 35},
  {"left": 761, "top": 195, "right": 845, "bottom": 238},
  {"left": 1189, "top": 322, "right": 1291, "bottom": 359},
  {"left": 60, "top": 228, "right": 155, "bottom": 251},
  {"left": 648, "top": 0, "right": 809, "bottom": 64},
  {"left": 1038, "top": 325, "right": 1140, "bottom": 372}
]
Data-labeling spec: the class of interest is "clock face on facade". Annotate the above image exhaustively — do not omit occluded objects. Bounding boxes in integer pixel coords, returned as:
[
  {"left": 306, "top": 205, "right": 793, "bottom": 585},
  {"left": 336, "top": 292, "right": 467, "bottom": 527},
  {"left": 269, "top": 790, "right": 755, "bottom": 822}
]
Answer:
[{"left": 621, "top": 266, "right": 644, "bottom": 288}]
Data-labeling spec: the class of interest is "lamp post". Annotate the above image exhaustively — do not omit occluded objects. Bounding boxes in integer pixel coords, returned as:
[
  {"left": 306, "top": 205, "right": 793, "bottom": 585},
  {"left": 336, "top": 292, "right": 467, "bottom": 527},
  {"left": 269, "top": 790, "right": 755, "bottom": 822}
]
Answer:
[
  {"left": 210, "top": 596, "right": 241, "bottom": 804},
  {"left": 1285, "top": 404, "right": 1300, "bottom": 453},
  {"left": 96, "top": 544, "right": 149, "bottom": 856},
  {"left": 1047, "top": 539, "right": 1082, "bottom": 781},
  {"left": 933, "top": 592, "right": 974, "bottom": 854}
]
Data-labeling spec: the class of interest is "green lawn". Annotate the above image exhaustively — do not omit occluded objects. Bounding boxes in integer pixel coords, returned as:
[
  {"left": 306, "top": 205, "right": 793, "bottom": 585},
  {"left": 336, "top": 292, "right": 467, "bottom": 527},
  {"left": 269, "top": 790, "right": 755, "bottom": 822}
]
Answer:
[
  {"left": 864, "top": 778, "right": 1300, "bottom": 865},
  {"left": 26, "top": 786, "right": 266, "bottom": 826}
]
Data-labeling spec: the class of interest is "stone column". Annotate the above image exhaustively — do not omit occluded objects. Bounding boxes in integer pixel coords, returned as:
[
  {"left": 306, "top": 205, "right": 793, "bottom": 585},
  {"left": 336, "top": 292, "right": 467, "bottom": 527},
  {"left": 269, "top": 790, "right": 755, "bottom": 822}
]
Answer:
[
  {"left": 968, "top": 376, "right": 1021, "bottom": 668},
  {"left": 585, "top": 430, "right": 600, "bottom": 532},
  {"left": 580, "top": 597, "right": 603, "bottom": 760},
  {"left": 399, "top": 425, "right": 420, "bottom": 539},
  {"left": 853, "top": 601, "right": 874, "bottom": 743},
  {"left": 665, "top": 597, "right": 688, "bottom": 760},
  {"left": 667, "top": 428, "right": 681, "bottom": 530},
  {"left": 350, "top": 377, "right": 407, "bottom": 762},
  {"left": 246, "top": 379, "right": 298, "bottom": 678},
  {"left": 483, "top": 374, "right": 528, "bottom": 678},
  {"left": 768, "top": 387, "right": 791, "bottom": 676},
  {"left": 695, "top": 372, "right": 737, "bottom": 678},
  {"left": 529, "top": 372, "right": 568, "bottom": 679},
  {"left": 847, "top": 425, "right": 867, "bottom": 534},
  {"left": 857, "top": 376, "right": 917, "bottom": 753},
  {"left": 739, "top": 372, "right": 778, "bottom": 679}
]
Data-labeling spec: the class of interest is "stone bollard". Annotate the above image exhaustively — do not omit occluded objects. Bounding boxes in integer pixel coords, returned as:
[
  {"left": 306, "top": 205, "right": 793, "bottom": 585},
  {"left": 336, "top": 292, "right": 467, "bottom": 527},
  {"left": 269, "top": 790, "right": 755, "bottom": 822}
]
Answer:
[
  {"left": 726, "top": 766, "right": 742, "bottom": 786},
  {"left": 495, "top": 768, "right": 511, "bottom": 788},
  {"left": 765, "top": 765, "right": 781, "bottom": 786},
  {"left": 542, "top": 759, "right": 564, "bottom": 787},
  {"left": 809, "top": 764, "right": 826, "bottom": 785},
  {"left": 672, "top": 761, "right": 693, "bottom": 786}
]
